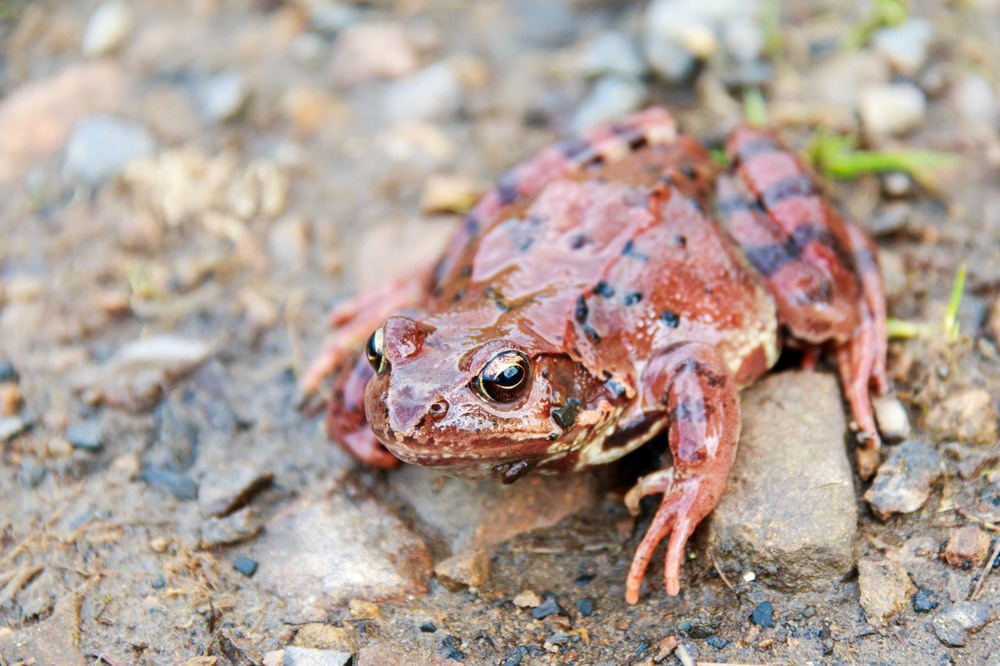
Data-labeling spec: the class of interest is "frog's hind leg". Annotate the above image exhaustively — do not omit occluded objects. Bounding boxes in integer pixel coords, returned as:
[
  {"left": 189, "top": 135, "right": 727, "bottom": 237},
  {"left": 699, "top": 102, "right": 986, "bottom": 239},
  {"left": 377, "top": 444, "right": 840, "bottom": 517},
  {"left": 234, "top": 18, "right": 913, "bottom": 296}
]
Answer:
[
  {"left": 718, "top": 125, "right": 888, "bottom": 464},
  {"left": 625, "top": 342, "right": 740, "bottom": 603}
]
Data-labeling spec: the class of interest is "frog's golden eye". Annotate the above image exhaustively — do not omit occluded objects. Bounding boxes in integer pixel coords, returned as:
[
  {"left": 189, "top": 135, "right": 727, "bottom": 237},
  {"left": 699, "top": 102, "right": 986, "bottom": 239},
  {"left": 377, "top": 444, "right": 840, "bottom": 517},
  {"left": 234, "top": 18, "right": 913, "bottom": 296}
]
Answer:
[
  {"left": 366, "top": 327, "right": 388, "bottom": 375},
  {"left": 475, "top": 350, "right": 531, "bottom": 403}
]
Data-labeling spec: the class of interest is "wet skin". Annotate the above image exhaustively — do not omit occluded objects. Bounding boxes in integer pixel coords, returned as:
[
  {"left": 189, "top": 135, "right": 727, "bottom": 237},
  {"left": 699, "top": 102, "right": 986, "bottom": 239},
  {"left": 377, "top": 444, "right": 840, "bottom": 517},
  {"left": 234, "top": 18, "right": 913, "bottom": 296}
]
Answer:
[{"left": 302, "top": 108, "right": 888, "bottom": 603}]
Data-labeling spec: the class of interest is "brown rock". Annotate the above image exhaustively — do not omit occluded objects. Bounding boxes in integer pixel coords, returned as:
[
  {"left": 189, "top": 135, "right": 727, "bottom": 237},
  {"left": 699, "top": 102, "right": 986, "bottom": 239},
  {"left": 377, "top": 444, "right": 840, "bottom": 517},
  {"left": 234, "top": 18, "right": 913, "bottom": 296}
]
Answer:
[
  {"left": 292, "top": 623, "right": 359, "bottom": 652},
  {"left": 927, "top": 389, "right": 998, "bottom": 445},
  {"left": 944, "top": 526, "right": 991, "bottom": 569},
  {"left": 251, "top": 481, "right": 431, "bottom": 619},
  {"left": 434, "top": 548, "right": 490, "bottom": 591},
  {"left": 864, "top": 440, "right": 941, "bottom": 520},
  {"left": 706, "top": 372, "right": 857, "bottom": 592},
  {"left": 858, "top": 558, "right": 916, "bottom": 626}
]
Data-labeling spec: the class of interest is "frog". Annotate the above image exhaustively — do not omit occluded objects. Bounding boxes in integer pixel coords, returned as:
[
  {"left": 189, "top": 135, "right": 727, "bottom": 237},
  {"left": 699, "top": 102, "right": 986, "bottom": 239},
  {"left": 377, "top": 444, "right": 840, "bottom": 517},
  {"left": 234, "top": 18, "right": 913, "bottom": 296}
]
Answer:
[{"left": 300, "top": 107, "right": 888, "bottom": 603}]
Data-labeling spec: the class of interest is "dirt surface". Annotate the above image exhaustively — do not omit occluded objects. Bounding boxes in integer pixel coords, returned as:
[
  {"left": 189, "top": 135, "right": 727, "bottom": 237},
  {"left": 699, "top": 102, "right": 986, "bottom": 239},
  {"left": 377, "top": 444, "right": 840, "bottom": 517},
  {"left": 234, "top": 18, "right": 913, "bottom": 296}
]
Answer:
[{"left": 2, "top": 1, "right": 1000, "bottom": 664}]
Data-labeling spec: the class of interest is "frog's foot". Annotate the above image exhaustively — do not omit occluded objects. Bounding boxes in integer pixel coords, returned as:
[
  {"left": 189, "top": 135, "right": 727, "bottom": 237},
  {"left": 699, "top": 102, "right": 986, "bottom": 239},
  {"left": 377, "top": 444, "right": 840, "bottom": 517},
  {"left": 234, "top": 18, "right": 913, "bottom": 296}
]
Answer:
[
  {"left": 626, "top": 342, "right": 741, "bottom": 603},
  {"left": 331, "top": 421, "right": 400, "bottom": 469},
  {"left": 300, "top": 265, "right": 433, "bottom": 396},
  {"left": 322, "top": 353, "right": 400, "bottom": 469},
  {"left": 624, "top": 472, "right": 709, "bottom": 603}
]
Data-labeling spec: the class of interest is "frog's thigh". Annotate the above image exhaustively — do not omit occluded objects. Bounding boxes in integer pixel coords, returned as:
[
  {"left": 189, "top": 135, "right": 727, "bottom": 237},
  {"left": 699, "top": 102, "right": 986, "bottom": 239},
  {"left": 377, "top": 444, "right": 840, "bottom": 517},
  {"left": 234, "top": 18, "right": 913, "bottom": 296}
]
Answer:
[{"left": 625, "top": 342, "right": 740, "bottom": 602}]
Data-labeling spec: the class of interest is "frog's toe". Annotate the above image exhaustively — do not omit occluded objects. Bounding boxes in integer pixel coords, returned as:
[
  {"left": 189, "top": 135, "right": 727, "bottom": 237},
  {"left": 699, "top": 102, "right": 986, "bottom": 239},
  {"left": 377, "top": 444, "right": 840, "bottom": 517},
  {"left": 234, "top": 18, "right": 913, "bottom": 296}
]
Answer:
[{"left": 625, "top": 477, "right": 700, "bottom": 603}]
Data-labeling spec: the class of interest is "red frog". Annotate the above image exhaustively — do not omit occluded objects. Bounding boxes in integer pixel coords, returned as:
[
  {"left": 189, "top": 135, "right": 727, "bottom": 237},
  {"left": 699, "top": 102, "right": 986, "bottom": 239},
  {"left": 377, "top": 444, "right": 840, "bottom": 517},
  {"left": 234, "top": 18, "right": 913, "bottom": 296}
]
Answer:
[{"left": 301, "top": 108, "right": 888, "bottom": 603}]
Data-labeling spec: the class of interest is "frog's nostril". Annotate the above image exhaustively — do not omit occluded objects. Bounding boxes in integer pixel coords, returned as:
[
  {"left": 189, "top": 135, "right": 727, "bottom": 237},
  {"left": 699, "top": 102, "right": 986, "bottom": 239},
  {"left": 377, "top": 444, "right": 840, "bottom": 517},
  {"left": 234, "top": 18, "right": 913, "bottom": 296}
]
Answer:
[{"left": 428, "top": 399, "right": 449, "bottom": 419}]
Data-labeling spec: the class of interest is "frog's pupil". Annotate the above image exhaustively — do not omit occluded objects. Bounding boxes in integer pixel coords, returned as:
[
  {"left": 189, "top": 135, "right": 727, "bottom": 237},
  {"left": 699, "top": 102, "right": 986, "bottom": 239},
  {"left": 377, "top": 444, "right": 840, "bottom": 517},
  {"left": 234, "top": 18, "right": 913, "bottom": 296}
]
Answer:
[{"left": 498, "top": 364, "right": 523, "bottom": 387}]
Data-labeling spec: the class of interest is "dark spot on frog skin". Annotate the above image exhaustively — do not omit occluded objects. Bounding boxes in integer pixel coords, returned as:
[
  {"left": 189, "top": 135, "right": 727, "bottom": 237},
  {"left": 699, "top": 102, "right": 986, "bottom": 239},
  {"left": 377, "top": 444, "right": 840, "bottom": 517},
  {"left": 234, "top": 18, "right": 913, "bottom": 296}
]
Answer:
[
  {"left": 575, "top": 296, "right": 588, "bottom": 323},
  {"left": 496, "top": 459, "right": 536, "bottom": 484},
  {"left": 559, "top": 137, "right": 592, "bottom": 161},
  {"left": 603, "top": 416, "right": 656, "bottom": 451},
  {"left": 732, "top": 136, "right": 778, "bottom": 163},
  {"left": 622, "top": 239, "right": 649, "bottom": 261},
  {"left": 464, "top": 215, "right": 481, "bottom": 236},
  {"left": 452, "top": 289, "right": 466, "bottom": 302},
  {"left": 672, "top": 397, "right": 710, "bottom": 424},
  {"left": 604, "top": 377, "right": 627, "bottom": 398},
  {"left": 486, "top": 286, "right": 509, "bottom": 312},
  {"left": 623, "top": 291, "right": 643, "bottom": 306},
  {"left": 661, "top": 311, "right": 681, "bottom": 328},
  {"left": 760, "top": 173, "right": 817, "bottom": 208},
  {"left": 497, "top": 171, "right": 520, "bottom": 205},
  {"left": 460, "top": 265, "right": 473, "bottom": 278},
  {"left": 551, "top": 397, "right": 581, "bottom": 430},
  {"left": 570, "top": 233, "right": 589, "bottom": 249},
  {"left": 673, "top": 234, "right": 687, "bottom": 248},
  {"left": 679, "top": 164, "right": 698, "bottom": 180},
  {"left": 594, "top": 281, "right": 616, "bottom": 298}
]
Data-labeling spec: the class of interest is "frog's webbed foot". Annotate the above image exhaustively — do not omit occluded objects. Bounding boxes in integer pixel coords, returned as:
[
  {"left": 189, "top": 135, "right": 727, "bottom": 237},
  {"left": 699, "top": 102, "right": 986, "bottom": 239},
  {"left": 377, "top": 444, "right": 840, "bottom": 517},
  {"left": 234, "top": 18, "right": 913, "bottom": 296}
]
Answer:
[{"left": 625, "top": 342, "right": 740, "bottom": 603}]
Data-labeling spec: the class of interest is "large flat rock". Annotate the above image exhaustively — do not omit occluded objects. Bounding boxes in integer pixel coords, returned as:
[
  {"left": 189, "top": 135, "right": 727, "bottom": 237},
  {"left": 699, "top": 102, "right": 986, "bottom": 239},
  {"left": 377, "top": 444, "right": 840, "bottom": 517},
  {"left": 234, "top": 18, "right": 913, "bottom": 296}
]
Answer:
[
  {"left": 706, "top": 371, "right": 857, "bottom": 592},
  {"left": 250, "top": 477, "right": 431, "bottom": 620}
]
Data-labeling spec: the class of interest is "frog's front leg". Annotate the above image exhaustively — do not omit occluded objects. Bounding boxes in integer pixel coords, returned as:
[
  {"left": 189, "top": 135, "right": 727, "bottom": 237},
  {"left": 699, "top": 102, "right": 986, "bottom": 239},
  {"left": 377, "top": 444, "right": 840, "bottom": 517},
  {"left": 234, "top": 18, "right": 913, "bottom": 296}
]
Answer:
[{"left": 625, "top": 342, "right": 740, "bottom": 603}]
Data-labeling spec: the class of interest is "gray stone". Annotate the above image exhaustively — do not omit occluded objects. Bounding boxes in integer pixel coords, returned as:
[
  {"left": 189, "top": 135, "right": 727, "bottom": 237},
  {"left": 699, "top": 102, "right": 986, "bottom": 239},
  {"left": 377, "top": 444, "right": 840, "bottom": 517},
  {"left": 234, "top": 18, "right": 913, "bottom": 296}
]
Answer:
[
  {"left": 864, "top": 440, "right": 941, "bottom": 520},
  {"left": 858, "top": 558, "right": 915, "bottom": 626},
  {"left": 859, "top": 82, "right": 927, "bottom": 138},
  {"left": 198, "top": 465, "right": 274, "bottom": 517},
  {"left": 382, "top": 62, "right": 463, "bottom": 123},
  {"left": 250, "top": 480, "right": 431, "bottom": 618},
  {"left": 933, "top": 601, "right": 992, "bottom": 647},
  {"left": 952, "top": 74, "right": 999, "bottom": 127},
  {"left": 927, "top": 389, "right": 997, "bottom": 446},
  {"left": 82, "top": 0, "right": 133, "bottom": 56},
  {"left": 65, "top": 420, "right": 103, "bottom": 451},
  {"left": 283, "top": 646, "right": 352, "bottom": 666},
  {"left": 722, "top": 15, "right": 764, "bottom": 63},
  {"left": 194, "top": 71, "right": 250, "bottom": 123},
  {"left": 570, "top": 75, "right": 647, "bottom": 132},
  {"left": 706, "top": 371, "right": 857, "bottom": 592},
  {"left": 305, "top": 2, "right": 361, "bottom": 35},
  {"left": 872, "top": 18, "right": 933, "bottom": 76},
  {"left": 199, "top": 506, "right": 263, "bottom": 547},
  {"left": 64, "top": 116, "right": 155, "bottom": 187},
  {"left": 579, "top": 32, "right": 646, "bottom": 79}
]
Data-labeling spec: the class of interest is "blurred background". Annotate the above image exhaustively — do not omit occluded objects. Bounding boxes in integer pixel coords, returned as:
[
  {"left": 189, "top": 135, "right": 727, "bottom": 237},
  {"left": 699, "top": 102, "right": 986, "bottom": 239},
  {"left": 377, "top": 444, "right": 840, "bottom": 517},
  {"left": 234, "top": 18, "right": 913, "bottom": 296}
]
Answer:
[{"left": 1, "top": 1, "right": 999, "bottom": 664}]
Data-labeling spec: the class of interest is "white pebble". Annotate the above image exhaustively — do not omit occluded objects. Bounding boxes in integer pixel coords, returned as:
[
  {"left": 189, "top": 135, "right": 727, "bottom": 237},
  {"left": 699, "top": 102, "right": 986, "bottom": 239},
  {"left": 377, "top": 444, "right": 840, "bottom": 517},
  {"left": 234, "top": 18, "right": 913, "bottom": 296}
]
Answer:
[
  {"left": 579, "top": 32, "right": 646, "bottom": 79},
  {"left": 722, "top": 15, "right": 764, "bottom": 63},
  {"left": 64, "top": 116, "right": 155, "bottom": 187},
  {"left": 570, "top": 76, "right": 648, "bottom": 132},
  {"left": 194, "top": 71, "right": 250, "bottom": 123},
  {"left": 82, "top": 0, "right": 133, "bottom": 56},
  {"left": 860, "top": 82, "right": 927, "bottom": 138},
  {"left": 874, "top": 395, "right": 912, "bottom": 442},
  {"left": 952, "top": 74, "right": 999, "bottom": 127},
  {"left": 872, "top": 18, "right": 933, "bottom": 76},
  {"left": 382, "top": 62, "right": 463, "bottom": 123}
]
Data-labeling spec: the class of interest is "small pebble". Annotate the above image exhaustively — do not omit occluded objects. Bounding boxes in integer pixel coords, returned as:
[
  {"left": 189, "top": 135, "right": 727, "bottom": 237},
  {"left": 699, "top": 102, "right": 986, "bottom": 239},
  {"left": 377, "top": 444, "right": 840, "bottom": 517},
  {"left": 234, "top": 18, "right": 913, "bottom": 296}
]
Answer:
[
  {"left": 0, "top": 383, "right": 22, "bottom": 416},
  {"left": 200, "top": 507, "right": 262, "bottom": 547},
  {"left": 859, "top": 82, "right": 927, "bottom": 138},
  {"left": 881, "top": 172, "right": 914, "bottom": 198},
  {"left": 419, "top": 622, "right": 437, "bottom": 633},
  {"left": 952, "top": 74, "right": 1000, "bottom": 127},
  {"left": 329, "top": 23, "right": 418, "bottom": 87},
  {"left": 420, "top": 175, "right": 483, "bottom": 214},
  {"left": 864, "top": 440, "right": 941, "bottom": 520},
  {"left": 439, "top": 635, "right": 465, "bottom": 661},
  {"left": 382, "top": 62, "right": 463, "bottom": 123},
  {"left": 233, "top": 555, "right": 258, "bottom": 578},
  {"left": 722, "top": 15, "right": 764, "bottom": 62},
  {"left": 198, "top": 465, "right": 274, "bottom": 518},
  {"left": 0, "top": 360, "right": 20, "bottom": 383},
  {"left": 872, "top": 18, "right": 933, "bottom": 75},
  {"left": 927, "top": 389, "right": 998, "bottom": 446},
  {"left": 306, "top": 2, "right": 361, "bottom": 35},
  {"left": 283, "top": 646, "right": 351, "bottom": 666},
  {"left": 64, "top": 116, "right": 156, "bottom": 187},
  {"left": 513, "top": 590, "right": 542, "bottom": 608},
  {"left": 531, "top": 596, "right": 564, "bottom": 620},
  {"left": 194, "top": 71, "right": 250, "bottom": 123},
  {"left": 872, "top": 395, "right": 911, "bottom": 441},
  {"left": 434, "top": 548, "right": 490, "bottom": 591},
  {"left": 576, "top": 597, "right": 594, "bottom": 617},
  {"left": 82, "top": 0, "right": 133, "bottom": 56},
  {"left": 944, "top": 526, "right": 991, "bottom": 569},
  {"left": 858, "top": 558, "right": 915, "bottom": 626},
  {"left": 706, "top": 635, "right": 728, "bottom": 649},
  {"left": 65, "top": 420, "right": 103, "bottom": 451},
  {"left": 933, "top": 601, "right": 992, "bottom": 647},
  {"left": 570, "top": 75, "right": 648, "bottom": 132},
  {"left": 912, "top": 588, "right": 940, "bottom": 613},
  {"left": 0, "top": 416, "right": 29, "bottom": 442},
  {"left": 751, "top": 601, "right": 775, "bottom": 628},
  {"left": 579, "top": 32, "right": 646, "bottom": 79}
]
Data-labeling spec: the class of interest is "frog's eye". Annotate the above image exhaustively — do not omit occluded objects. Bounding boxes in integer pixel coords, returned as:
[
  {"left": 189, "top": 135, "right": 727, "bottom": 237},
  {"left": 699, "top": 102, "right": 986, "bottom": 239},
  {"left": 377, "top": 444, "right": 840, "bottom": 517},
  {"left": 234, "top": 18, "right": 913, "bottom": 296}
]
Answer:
[
  {"left": 366, "top": 327, "right": 388, "bottom": 375},
  {"left": 475, "top": 350, "right": 531, "bottom": 403}
]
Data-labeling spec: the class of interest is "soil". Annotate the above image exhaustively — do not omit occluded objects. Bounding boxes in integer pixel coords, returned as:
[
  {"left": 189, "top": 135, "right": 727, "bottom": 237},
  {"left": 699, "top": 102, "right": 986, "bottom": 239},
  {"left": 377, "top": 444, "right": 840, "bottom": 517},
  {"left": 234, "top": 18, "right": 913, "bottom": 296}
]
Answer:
[{"left": 2, "top": 1, "right": 1000, "bottom": 665}]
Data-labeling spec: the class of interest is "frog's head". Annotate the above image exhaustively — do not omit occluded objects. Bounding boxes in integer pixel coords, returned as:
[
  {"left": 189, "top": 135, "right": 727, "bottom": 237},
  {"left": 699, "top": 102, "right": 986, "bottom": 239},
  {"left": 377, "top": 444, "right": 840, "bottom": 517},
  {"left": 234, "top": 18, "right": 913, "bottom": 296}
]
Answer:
[{"left": 363, "top": 315, "right": 608, "bottom": 482}]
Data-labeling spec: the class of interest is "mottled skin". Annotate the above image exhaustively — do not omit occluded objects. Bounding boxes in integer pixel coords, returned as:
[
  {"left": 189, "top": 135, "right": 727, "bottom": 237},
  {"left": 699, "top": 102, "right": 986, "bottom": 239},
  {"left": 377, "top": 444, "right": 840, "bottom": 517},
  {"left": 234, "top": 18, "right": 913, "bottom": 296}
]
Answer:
[{"left": 301, "top": 108, "right": 887, "bottom": 603}]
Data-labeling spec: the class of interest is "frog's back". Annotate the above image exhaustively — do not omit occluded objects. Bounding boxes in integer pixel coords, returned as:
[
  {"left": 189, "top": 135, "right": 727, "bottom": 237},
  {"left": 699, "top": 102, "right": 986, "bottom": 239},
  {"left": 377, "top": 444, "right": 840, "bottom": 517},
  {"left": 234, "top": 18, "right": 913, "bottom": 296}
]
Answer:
[{"left": 427, "top": 135, "right": 780, "bottom": 386}]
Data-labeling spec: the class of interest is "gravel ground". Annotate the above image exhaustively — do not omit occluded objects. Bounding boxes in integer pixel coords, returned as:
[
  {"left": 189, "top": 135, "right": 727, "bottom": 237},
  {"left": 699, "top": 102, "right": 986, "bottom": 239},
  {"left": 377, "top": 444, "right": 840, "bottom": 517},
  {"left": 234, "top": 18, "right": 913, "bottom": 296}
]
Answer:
[{"left": 1, "top": 1, "right": 1000, "bottom": 664}]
